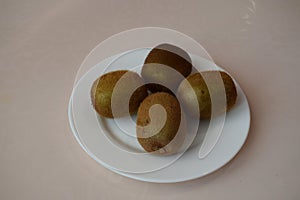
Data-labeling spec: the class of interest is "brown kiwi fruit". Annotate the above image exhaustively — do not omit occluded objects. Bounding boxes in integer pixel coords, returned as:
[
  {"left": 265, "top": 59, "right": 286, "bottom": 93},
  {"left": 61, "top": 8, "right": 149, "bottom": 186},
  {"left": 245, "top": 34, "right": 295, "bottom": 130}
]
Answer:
[
  {"left": 136, "top": 92, "right": 185, "bottom": 154},
  {"left": 177, "top": 71, "right": 237, "bottom": 119},
  {"left": 91, "top": 70, "right": 148, "bottom": 118},
  {"left": 142, "top": 43, "right": 192, "bottom": 94}
]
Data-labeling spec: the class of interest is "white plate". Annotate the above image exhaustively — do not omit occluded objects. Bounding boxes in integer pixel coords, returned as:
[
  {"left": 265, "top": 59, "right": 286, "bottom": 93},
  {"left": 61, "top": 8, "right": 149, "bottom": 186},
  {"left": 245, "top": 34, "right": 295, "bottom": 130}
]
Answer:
[{"left": 69, "top": 49, "right": 250, "bottom": 183}]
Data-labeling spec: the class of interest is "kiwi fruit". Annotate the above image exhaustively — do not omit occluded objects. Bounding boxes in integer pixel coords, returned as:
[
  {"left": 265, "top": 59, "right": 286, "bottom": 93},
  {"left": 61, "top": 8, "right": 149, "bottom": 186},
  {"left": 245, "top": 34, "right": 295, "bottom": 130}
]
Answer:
[
  {"left": 91, "top": 70, "right": 148, "bottom": 118},
  {"left": 142, "top": 43, "right": 192, "bottom": 94},
  {"left": 136, "top": 92, "right": 185, "bottom": 154},
  {"left": 177, "top": 71, "right": 237, "bottom": 119}
]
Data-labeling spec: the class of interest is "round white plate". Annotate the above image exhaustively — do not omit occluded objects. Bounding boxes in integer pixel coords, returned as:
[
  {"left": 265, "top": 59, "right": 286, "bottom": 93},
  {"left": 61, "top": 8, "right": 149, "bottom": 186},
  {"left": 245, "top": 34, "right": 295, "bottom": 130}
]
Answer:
[{"left": 69, "top": 48, "right": 250, "bottom": 183}]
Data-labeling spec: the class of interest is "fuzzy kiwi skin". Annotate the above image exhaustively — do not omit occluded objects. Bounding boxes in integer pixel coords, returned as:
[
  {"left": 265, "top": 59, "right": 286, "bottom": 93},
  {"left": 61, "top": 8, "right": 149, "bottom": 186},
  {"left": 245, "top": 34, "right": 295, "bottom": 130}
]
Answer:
[
  {"left": 142, "top": 44, "right": 192, "bottom": 94},
  {"left": 91, "top": 70, "right": 148, "bottom": 118},
  {"left": 177, "top": 71, "right": 237, "bottom": 119},
  {"left": 136, "top": 92, "right": 183, "bottom": 154}
]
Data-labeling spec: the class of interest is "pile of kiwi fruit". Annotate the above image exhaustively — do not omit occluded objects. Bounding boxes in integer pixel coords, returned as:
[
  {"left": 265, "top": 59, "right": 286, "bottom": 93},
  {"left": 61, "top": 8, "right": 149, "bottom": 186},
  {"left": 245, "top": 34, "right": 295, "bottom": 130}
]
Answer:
[{"left": 91, "top": 44, "right": 237, "bottom": 155}]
